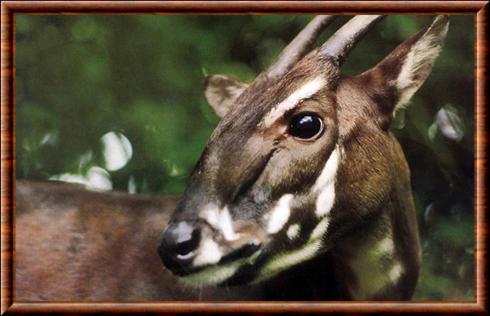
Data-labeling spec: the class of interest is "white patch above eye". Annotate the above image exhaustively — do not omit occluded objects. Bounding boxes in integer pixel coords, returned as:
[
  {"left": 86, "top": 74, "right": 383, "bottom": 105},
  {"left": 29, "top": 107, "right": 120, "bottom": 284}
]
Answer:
[
  {"left": 262, "top": 76, "right": 325, "bottom": 127},
  {"left": 266, "top": 194, "right": 293, "bottom": 234},
  {"left": 193, "top": 238, "right": 222, "bottom": 267},
  {"left": 313, "top": 145, "right": 340, "bottom": 218},
  {"left": 286, "top": 223, "right": 301, "bottom": 240},
  {"left": 200, "top": 204, "right": 238, "bottom": 241}
]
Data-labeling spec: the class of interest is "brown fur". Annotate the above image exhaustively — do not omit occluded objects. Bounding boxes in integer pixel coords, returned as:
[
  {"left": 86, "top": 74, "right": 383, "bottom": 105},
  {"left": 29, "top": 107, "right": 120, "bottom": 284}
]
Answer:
[{"left": 15, "top": 180, "right": 264, "bottom": 301}]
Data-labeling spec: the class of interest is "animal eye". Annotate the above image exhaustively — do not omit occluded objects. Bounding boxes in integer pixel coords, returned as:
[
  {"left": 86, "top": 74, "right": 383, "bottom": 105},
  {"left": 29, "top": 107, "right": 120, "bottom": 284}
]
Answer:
[{"left": 288, "top": 113, "right": 324, "bottom": 140}]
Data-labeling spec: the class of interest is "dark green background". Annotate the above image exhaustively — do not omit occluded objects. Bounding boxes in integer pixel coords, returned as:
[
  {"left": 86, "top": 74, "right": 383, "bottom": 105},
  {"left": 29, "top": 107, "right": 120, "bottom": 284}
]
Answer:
[{"left": 15, "top": 15, "right": 474, "bottom": 300}]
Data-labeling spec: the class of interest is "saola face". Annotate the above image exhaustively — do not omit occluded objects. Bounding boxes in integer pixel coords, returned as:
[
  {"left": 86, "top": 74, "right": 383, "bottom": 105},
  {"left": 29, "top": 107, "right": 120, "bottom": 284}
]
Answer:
[
  {"left": 166, "top": 57, "right": 341, "bottom": 285},
  {"left": 158, "top": 15, "right": 448, "bottom": 296}
]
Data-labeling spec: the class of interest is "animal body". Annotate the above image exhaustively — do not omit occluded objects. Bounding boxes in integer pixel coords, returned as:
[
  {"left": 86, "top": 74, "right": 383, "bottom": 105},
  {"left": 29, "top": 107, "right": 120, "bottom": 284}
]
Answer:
[
  {"left": 158, "top": 15, "right": 449, "bottom": 300},
  {"left": 15, "top": 15, "right": 449, "bottom": 301},
  {"left": 15, "top": 180, "right": 264, "bottom": 301}
]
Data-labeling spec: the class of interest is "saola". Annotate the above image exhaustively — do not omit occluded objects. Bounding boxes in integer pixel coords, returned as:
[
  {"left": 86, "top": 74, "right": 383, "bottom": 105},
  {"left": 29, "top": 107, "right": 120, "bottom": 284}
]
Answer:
[
  {"left": 15, "top": 15, "right": 449, "bottom": 302},
  {"left": 158, "top": 15, "right": 449, "bottom": 300}
]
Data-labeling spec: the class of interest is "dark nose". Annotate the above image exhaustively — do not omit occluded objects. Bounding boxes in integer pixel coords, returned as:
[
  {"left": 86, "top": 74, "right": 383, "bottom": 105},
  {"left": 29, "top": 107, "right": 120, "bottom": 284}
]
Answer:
[{"left": 158, "top": 221, "right": 201, "bottom": 274}]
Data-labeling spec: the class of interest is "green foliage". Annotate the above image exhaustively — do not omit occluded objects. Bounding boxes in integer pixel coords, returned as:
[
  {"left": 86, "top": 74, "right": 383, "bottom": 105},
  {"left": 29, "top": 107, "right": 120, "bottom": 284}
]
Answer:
[{"left": 16, "top": 15, "right": 474, "bottom": 300}]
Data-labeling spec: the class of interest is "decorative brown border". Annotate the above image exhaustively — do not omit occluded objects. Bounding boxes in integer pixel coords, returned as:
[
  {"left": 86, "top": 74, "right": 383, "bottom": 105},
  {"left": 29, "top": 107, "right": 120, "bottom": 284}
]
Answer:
[{"left": 1, "top": 1, "right": 488, "bottom": 314}]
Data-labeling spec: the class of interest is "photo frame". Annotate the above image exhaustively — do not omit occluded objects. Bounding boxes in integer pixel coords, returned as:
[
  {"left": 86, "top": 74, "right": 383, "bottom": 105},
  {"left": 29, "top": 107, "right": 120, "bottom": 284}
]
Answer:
[{"left": 1, "top": 1, "right": 487, "bottom": 314}]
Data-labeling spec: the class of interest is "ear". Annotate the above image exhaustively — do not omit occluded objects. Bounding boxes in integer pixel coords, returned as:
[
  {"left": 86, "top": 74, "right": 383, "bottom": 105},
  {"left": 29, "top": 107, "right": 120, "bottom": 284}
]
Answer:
[
  {"left": 203, "top": 74, "right": 249, "bottom": 118},
  {"left": 363, "top": 16, "right": 449, "bottom": 114}
]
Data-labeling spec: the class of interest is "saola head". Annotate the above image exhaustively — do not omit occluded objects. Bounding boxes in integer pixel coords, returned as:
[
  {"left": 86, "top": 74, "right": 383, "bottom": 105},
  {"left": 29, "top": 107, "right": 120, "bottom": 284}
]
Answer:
[{"left": 158, "top": 15, "right": 449, "bottom": 291}]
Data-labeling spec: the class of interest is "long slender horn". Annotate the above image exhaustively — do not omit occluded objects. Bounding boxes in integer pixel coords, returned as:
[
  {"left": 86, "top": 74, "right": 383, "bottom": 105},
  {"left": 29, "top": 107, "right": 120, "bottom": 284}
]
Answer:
[
  {"left": 266, "top": 15, "right": 337, "bottom": 79},
  {"left": 320, "top": 15, "right": 384, "bottom": 66}
]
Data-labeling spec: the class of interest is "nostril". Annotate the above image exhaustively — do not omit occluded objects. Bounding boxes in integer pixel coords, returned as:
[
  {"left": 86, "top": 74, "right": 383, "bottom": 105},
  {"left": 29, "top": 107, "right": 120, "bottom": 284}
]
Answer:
[
  {"left": 159, "top": 221, "right": 201, "bottom": 272},
  {"left": 174, "top": 230, "right": 199, "bottom": 258}
]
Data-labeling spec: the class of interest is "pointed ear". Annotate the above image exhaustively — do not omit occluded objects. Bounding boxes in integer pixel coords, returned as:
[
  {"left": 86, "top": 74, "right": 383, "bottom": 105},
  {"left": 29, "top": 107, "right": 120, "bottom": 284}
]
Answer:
[
  {"left": 363, "top": 16, "right": 449, "bottom": 114},
  {"left": 203, "top": 74, "right": 249, "bottom": 118}
]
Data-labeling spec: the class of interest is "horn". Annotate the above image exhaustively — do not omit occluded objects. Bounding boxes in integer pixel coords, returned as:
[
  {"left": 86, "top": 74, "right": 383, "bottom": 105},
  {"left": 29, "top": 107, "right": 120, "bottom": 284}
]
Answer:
[
  {"left": 320, "top": 15, "right": 384, "bottom": 66},
  {"left": 266, "top": 15, "right": 337, "bottom": 79}
]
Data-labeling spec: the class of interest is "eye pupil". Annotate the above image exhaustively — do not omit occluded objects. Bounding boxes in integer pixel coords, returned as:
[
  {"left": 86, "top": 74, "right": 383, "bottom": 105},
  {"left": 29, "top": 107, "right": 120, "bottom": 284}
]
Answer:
[{"left": 288, "top": 113, "right": 324, "bottom": 140}]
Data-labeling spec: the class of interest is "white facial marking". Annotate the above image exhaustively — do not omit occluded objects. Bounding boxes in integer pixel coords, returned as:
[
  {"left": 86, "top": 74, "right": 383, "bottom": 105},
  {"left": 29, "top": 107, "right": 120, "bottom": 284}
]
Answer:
[
  {"left": 263, "top": 76, "right": 325, "bottom": 127},
  {"left": 395, "top": 21, "right": 448, "bottom": 111},
  {"left": 256, "top": 206, "right": 330, "bottom": 282},
  {"left": 310, "top": 215, "right": 330, "bottom": 240},
  {"left": 193, "top": 238, "right": 222, "bottom": 267},
  {"left": 182, "top": 258, "right": 246, "bottom": 286},
  {"left": 201, "top": 204, "right": 238, "bottom": 241},
  {"left": 181, "top": 249, "right": 262, "bottom": 286},
  {"left": 388, "top": 262, "right": 404, "bottom": 282},
  {"left": 286, "top": 223, "right": 301, "bottom": 240},
  {"left": 313, "top": 145, "right": 340, "bottom": 218},
  {"left": 267, "top": 194, "right": 293, "bottom": 234},
  {"left": 219, "top": 206, "right": 239, "bottom": 241},
  {"left": 255, "top": 239, "right": 323, "bottom": 283}
]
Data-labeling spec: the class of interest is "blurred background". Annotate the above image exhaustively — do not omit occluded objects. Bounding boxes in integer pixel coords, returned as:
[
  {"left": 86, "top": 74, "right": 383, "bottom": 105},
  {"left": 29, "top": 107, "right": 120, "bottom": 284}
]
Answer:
[{"left": 15, "top": 15, "right": 474, "bottom": 300}]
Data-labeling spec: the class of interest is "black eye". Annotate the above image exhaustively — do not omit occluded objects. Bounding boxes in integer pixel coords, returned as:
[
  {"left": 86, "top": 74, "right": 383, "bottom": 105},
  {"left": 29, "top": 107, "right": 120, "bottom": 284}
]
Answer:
[{"left": 288, "top": 113, "right": 324, "bottom": 140}]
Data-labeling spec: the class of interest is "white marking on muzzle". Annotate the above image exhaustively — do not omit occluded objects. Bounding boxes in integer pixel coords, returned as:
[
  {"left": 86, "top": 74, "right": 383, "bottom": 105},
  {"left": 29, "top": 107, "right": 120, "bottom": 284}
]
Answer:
[
  {"left": 182, "top": 248, "right": 262, "bottom": 286},
  {"left": 201, "top": 204, "right": 238, "bottom": 241},
  {"left": 263, "top": 76, "right": 326, "bottom": 127},
  {"left": 193, "top": 238, "right": 223, "bottom": 267},
  {"left": 182, "top": 257, "right": 246, "bottom": 286},
  {"left": 267, "top": 194, "right": 293, "bottom": 234},
  {"left": 312, "top": 145, "right": 340, "bottom": 218}
]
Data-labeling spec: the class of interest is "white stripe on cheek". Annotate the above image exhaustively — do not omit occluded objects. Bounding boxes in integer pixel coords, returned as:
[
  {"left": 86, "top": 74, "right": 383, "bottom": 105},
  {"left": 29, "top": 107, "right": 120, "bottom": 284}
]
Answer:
[
  {"left": 263, "top": 76, "right": 326, "bottom": 127},
  {"left": 267, "top": 194, "right": 293, "bottom": 234},
  {"left": 310, "top": 215, "right": 330, "bottom": 240},
  {"left": 286, "top": 223, "right": 301, "bottom": 240},
  {"left": 313, "top": 145, "right": 340, "bottom": 218}
]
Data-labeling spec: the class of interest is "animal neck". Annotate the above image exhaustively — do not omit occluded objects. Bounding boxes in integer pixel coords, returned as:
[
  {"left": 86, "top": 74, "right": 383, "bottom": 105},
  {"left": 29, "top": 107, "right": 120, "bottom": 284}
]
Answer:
[
  {"left": 332, "top": 210, "right": 405, "bottom": 300},
  {"left": 261, "top": 204, "right": 415, "bottom": 301}
]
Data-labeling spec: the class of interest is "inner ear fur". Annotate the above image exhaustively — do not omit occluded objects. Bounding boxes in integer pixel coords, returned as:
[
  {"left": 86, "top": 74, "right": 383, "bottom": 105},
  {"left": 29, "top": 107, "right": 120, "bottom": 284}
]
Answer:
[
  {"left": 358, "top": 16, "right": 449, "bottom": 124},
  {"left": 204, "top": 74, "right": 249, "bottom": 118}
]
